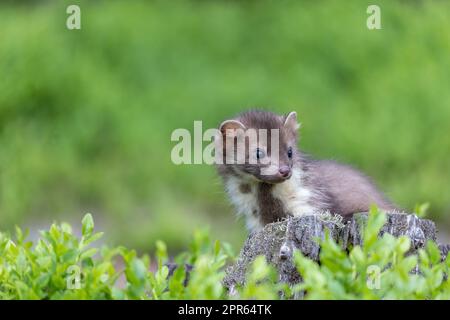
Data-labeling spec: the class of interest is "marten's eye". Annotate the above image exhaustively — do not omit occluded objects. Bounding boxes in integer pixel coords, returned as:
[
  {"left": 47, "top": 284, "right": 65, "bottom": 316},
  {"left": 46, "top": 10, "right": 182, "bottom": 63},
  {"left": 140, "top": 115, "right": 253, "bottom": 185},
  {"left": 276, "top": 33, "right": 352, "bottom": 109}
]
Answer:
[
  {"left": 256, "top": 148, "right": 265, "bottom": 159},
  {"left": 287, "top": 147, "right": 293, "bottom": 158}
]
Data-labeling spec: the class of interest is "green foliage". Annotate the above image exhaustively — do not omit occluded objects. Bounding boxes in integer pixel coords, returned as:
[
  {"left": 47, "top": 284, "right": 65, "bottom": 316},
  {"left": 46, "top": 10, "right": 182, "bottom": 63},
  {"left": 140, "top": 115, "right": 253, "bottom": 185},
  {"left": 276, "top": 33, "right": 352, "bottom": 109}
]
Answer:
[
  {"left": 0, "top": 0, "right": 450, "bottom": 251},
  {"left": 0, "top": 214, "right": 233, "bottom": 299},
  {"left": 237, "top": 256, "right": 289, "bottom": 300},
  {"left": 1, "top": 210, "right": 448, "bottom": 299},
  {"left": 0, "top": 213, "right": 118, "bottom": 299},
  {"left": 293, "top": 208, "right": 450, "bottom": 299}
]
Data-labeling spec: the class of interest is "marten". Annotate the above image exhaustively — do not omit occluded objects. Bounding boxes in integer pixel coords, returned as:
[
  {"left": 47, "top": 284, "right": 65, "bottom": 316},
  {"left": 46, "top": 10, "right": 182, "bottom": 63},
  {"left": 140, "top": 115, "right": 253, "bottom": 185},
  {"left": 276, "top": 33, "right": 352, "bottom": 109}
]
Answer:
[{"left": 216, "top": 110, "right": 398, "bottom": 231}]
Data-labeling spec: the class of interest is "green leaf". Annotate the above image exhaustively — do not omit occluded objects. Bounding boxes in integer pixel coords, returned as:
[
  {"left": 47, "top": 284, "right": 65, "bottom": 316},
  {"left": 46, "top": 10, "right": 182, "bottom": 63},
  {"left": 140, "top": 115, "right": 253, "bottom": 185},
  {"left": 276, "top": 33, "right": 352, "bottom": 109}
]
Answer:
[
  {"left": 155, "top": 240, "right": 168, "bottom": 267},
  {"left": 61, "top": 249, "right": 79, "bottom": 263},
  {"left": 80, "top": 248, "right": 98, "bottom": 261},
  {"left": 414, "top": 203, "right": 430, "bottom": 218},
  {"left": 81, "top": 213, "right": 94, "bottom": 238},
  {"left": 363, "top": 207, "right": 387, "bottom": 250},
  {"left": 80, "top": 232, "right": 104, "bottom": 249},
  {"left": 426, "top": 241, "right": 442, "bottom": 265},
  {"left": 214, "top": 240, "right": 221, "bottom": 257},
  {"left": 396, "top": 236, "right": 411, "bottom": 255}
]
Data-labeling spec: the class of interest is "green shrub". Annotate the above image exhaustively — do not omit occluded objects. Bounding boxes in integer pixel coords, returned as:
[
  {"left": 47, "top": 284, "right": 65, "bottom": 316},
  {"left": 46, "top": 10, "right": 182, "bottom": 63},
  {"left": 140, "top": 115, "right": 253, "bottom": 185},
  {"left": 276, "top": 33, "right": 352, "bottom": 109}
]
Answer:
[
  {"left": 293, "top": 208, "right": 450, "bottom": 299},
  {"left": 0, "top": 209, "right": 449, "bottom": 299},
  {"left": 0, "top": 214, "right": 233, "bottom": 299}
]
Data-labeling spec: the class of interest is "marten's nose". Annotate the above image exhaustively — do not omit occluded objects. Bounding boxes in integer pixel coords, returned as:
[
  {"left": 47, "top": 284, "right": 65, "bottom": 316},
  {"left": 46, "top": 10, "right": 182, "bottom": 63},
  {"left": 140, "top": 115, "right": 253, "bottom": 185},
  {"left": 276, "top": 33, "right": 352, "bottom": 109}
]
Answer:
[{"left": 279, "top": 166, "right": 291, "bottom": 178}]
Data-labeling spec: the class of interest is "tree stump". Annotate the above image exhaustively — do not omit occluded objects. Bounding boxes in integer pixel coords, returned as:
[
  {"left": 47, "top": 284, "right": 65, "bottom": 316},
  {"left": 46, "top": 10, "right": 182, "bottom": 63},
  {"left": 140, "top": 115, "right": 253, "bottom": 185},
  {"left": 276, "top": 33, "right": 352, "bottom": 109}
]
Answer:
[{"left": 223, "top": 212, "right": 448, "bottom": 289}]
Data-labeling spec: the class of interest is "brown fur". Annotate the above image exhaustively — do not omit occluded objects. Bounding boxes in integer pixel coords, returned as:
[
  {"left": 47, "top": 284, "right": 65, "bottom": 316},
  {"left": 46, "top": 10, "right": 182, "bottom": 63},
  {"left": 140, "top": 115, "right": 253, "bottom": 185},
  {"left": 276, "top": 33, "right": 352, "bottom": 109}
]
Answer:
[{"left": 257, "top": 183, "right": 291, "bottom": 225}]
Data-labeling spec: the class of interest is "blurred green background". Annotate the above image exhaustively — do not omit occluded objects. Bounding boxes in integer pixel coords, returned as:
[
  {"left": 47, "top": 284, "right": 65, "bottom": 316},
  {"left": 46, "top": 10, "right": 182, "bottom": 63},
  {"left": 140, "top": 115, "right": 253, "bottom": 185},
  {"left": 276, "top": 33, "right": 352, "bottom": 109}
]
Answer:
[{"left": 1, "top": 0, "right": 449, "bottom": 252}]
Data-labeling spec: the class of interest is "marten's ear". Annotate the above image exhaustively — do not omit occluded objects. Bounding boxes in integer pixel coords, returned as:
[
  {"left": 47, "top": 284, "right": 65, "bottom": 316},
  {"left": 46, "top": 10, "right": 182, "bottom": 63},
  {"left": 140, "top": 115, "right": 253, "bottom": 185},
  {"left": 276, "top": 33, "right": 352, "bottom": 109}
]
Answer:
[
  {"left": 219, "top": 120, "right": 246, "bottom": 137},
  {"left": 283, "top": 111, "right": 301, "bottom": 131}
]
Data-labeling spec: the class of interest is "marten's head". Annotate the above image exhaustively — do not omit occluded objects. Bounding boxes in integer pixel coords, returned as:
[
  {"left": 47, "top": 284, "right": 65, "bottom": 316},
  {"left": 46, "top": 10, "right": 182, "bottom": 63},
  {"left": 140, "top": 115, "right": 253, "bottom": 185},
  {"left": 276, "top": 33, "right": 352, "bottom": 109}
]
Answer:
[{"left": 217, "top": 110, "right": 300, "bottom": 184}]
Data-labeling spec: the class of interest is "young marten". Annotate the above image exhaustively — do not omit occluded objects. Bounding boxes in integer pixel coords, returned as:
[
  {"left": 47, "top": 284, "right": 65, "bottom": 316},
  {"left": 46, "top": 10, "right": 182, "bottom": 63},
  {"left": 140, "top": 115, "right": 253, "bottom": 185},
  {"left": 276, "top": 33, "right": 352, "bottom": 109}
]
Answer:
[{"left": 216, "top": 110, "right": 398, "bottom": 231}]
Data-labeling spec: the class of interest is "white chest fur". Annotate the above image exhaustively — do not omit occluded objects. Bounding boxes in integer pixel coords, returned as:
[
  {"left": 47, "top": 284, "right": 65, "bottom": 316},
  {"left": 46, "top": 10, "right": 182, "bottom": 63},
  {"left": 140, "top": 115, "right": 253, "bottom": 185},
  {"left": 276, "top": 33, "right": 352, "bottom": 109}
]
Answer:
[
  {"left": 224, "top": 169, "right": 317, "bottom": 231},
  {"left": 224, "top": 176, "right": 261, "bottom": 230},
  {"left": 271, "top": 169, "right": 317, "bottom": 217}
]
